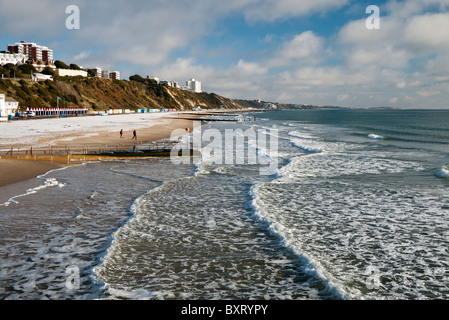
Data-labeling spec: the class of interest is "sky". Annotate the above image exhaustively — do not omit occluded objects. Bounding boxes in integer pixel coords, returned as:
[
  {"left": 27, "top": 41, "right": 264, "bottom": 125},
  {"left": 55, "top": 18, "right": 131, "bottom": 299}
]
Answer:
[{"left": 1, "top": 0, "right": 449, "bottom": 108}]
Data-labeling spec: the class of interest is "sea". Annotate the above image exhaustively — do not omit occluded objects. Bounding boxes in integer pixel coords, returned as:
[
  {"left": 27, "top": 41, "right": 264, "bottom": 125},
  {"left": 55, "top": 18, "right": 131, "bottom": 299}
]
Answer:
[{"left": 1, "top": 108, "right": 449, "bottom": 300}]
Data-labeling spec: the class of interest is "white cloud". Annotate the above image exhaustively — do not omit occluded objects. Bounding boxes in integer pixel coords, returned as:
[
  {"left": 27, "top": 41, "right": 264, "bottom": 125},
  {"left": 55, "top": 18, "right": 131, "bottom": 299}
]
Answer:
[
  {"left": 337, "top": 93, "right": 350, "bottom": 102},
  {"left": 417, "top": 90, "right": 441, "bottom": 97},
  {"left": 389, "top": 97, "right": 399, "bottom": 104},
  {"left": 269, "top": 31, "right": 324, "bottom": 67},
  {"left": 235, "top": 60, "right": 268, "bottom": 76},
  {"left": 404, "top": 13, "right": 449, "bottom": 53},
  {"left": 154, "top": 57, "right": 270, "bottom": 99},
  {"left": 396, "top": 81, "right": 407, "bottom": 89},
  {"left": 0, "top": 0, "right": 65, "bottom": 37},
  {"left": 243, "top": 0, "right": 349, "bottom": 22},
  {"left": 2, "top": 0, "right": 449, "bottom": 108},
  {"left": 338, "top": 3, "right": 449, "bottom": 64},
  {"left": 0, "top": 0, "right": 255, "bottom": 68},
  {"left": 385, "top": 0, "right": 449, "bottom": 18},
  {"left": 326, "top": 0, "right": 449, "bottom": 107}
]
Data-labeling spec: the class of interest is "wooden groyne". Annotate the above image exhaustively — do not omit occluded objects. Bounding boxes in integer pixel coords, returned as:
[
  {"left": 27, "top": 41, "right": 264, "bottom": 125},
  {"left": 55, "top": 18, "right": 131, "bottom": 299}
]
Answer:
[{"left": 0, "top": 140, "right": 198, "bottom": 165}]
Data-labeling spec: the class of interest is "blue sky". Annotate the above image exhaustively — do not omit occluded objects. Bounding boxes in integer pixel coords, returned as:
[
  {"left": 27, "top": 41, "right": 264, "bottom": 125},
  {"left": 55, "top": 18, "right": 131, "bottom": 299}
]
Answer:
[{"left": 1, "top": 0, "right": 449, "bottom": 108}]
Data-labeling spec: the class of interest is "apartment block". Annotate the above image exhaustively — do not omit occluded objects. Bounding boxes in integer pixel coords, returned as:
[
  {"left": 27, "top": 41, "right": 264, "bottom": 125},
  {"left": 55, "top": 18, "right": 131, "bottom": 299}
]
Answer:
[
  {"left": 7, "top": 41, "right": 54, "bottom": 64},
  {"left": 101, "top": 70, "right": 110, "bottom": 79},
  {"left": 94, "top": 67, "right": 102, "bottom": 78},
  {"left": 109, "top": 71, "right": 120, "bottom": 80},
  {"left": 187, "top": 78, "right": 202, "bottom": 93}
]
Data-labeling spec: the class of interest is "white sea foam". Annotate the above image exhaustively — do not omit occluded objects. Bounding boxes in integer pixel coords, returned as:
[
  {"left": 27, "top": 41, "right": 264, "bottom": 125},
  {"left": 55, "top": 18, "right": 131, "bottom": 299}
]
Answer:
[
  {"left": 249, "top": 184, "right": 347, "bottom": 299},
  {"left": 368, "top": 133, "right": 384, "bottom": 140},
  {"left": 289, "top": 138, "right": 323, "bottom": 153},
  {"left": 251, "top": 179, "right": 449, "bottom": 300},
  {"left": 106, "top": 287, "right": 155, "bottom": 300},
  {"left": 436, "top": 165, "right": 449, "bottom": 178},
  {"left": 278, "top": 152, "right": 425, "bottom": 181},
  {"left": 1, "top": 178, "right": 66, "bottom": 207},
  {"left": 93, "top": 157, "right": 328, "bottom": 300},
  {"left": 288, "top": 131, "right": 317, "bottom": 140},
  {"left": 5, "top": 110, "right": 446, "bottom": 300}
]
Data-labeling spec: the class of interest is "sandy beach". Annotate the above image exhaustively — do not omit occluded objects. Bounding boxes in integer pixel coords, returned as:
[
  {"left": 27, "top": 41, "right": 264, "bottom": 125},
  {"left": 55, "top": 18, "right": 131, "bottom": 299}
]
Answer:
[{"left": 0, "top": 112, "right": 201, "bottom": 193}]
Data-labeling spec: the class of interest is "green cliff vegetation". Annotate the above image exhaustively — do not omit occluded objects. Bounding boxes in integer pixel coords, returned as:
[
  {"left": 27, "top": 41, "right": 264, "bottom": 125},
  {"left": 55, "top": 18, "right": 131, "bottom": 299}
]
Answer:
[
  {"left": 0, "top": 63, "right": 38, "bottom": 80},
  {"left": 0, "top": 73, "right": 253, "bottom": 112}
]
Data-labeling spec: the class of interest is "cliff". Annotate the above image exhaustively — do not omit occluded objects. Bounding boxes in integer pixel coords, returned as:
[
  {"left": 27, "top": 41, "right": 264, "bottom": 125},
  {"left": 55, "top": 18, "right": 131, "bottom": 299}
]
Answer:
[{"left": 0, "top": 76, "right": 252, "bottom": 112}]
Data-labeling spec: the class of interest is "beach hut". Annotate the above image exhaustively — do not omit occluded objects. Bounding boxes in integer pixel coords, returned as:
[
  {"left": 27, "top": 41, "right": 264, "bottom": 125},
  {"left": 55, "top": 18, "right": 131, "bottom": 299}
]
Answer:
[{"left": 26, "top": 107, "right": 88, "bottom": 117}]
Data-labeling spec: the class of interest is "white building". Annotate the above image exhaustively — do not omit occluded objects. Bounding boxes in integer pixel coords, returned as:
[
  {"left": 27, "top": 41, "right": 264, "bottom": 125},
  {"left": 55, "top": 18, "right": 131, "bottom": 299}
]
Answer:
[
  {"left": 7, "top": 41, "right": 54, "bottom": 64},
  {"left": 99, "top": 69, "right": 121, "bottom": 80},
  {"left": 94, "top": 67, "right": 102, "bottom": 78},
  {"left": 5, "top": 96, "right": 19, "bottom": 115},
  {"left": 186, "top": 78, "right": 202, "bottom": 93},
  {"left": 0, "top": 53, "right": 28, "bottom": 66},
  {"left": 147, "top": 76, "right": 160, "bottom": 84},
  {"left": 102, "top": 70, "right": 110, "bottom": 79},
  {"left": 56, "top": 69, "right": 88, "bottom": 77},
  {"left": 109, "top": 71, "right": 120, "bottom": 80},
  {"left": 32, "top": 73, "right": 53, "bottom": 81},
  {"left": 161, "top": 80, "right": 178, "bottom": 88},
  {"left": 0, "top": 94, "right": 19, "bottom": 120}
]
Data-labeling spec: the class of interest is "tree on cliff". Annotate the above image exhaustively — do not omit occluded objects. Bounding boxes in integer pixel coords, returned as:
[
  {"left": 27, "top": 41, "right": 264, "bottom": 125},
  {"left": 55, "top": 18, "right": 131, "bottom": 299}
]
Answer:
[
  {"left": 129, "top": 74, "right": 146, "bottom": 83},
  {"left": 54, "top": 60, "right": 70, "bottom": 69}
]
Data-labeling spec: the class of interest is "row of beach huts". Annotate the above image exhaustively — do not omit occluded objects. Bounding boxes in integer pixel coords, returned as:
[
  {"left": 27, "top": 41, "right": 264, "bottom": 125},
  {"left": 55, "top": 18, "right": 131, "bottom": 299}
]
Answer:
[{"left": 101, "top": 108, "right": 177, "bottom": 115}]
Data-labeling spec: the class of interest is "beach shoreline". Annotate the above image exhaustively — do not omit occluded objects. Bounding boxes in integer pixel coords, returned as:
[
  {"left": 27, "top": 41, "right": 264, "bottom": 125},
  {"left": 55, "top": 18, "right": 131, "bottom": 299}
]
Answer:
[
  {"left": 0, "top": 159, "right": 62, "bottom": 188},
  {"left": 0, "top": 160, "right": 62, "bottom": 204},
  {"left": 0, "top": 112, "right": 204, "bottom": 194}
]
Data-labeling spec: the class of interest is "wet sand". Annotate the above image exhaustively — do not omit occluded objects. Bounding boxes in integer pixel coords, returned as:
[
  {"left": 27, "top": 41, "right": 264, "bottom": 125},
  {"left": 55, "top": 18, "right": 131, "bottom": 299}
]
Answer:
[
  {"left": 0, "top": 160, "right": 61, "bottom": 204},
  {"left": 0, "top": 160, "right": 61, "bottom": 188}
]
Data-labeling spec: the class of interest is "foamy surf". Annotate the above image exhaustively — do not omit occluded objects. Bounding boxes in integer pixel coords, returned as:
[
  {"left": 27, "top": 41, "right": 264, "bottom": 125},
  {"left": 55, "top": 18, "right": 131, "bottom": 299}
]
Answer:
[
  {"left": 1, "top": 178, "right": 66, "bottom": 207},
  {"left": 249, "top": 184, "right": 347, "bottom": 299},
  {"left": 368, "top": 133, "right": 384, "bottom": 140},
  {"left": 436, "top": 165, "right": 449, "bottom": 178},
  {"left": 288, "top": 131, "right": 317, "bottom": 140},
  {"left": 2, "top": 109, "right": 449, "bottom": 300}
]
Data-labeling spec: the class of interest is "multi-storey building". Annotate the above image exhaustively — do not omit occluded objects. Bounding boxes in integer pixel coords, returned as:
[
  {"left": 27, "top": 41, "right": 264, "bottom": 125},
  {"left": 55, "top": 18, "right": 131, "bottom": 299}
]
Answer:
[
  {"left": 187, "top": 78, "right": 202, "bottom": 93},
  {"left": 109, "top": 71, "right": 120, "bottom": 80},
  {"left": 7, "top": 41, "right": 54, "bottom": 64},
  {"left": 94, "top": 67, "right": 102, "bottom": 78},
  {"left": 101, "top": 70, "right": 110, "bottom": 79},
  {"left": 41, "top": 47, "right": 53, "bottom": 64},
  {"left": 98, "top": 69, "right": 121, "bottom": 80}
]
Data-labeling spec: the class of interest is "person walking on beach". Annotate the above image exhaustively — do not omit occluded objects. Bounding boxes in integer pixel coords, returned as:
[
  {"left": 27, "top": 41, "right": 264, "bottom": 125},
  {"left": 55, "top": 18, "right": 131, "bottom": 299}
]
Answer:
[
  {"left": 120, "top": 129, "right": 124, "bottom": 138},
  {"left": 132, "top": 130, "right": 137, "bottom": 140}
]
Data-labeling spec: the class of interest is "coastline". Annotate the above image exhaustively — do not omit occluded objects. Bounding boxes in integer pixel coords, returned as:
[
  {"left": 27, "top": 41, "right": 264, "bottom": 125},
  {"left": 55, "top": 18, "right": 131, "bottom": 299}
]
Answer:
[
  {"left": 0, "top": 113, "right": 203, "bottom": 198},
  {"left": 0, "top": 159, "right": 61, "bottom": 188}
]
